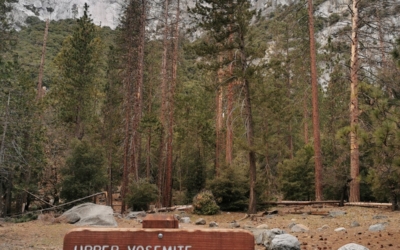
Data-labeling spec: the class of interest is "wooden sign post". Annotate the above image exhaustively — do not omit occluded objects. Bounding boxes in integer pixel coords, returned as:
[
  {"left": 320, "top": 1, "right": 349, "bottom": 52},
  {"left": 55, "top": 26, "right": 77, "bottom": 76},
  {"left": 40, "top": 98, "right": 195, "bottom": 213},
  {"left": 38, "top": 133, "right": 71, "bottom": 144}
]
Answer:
[{"left": 64, "top": 227, "right": 254, "bottom": 250}]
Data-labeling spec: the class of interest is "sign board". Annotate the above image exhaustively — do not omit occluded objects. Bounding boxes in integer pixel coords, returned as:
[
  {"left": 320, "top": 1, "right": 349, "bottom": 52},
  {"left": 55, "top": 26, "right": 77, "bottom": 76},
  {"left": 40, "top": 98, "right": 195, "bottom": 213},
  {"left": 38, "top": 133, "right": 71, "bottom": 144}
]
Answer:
[
  {"left": 142, "top": 214, "right": 179, "bottom": 228},
  {"left": 63, "top": 228, "right": 255, "bottom": 250}
]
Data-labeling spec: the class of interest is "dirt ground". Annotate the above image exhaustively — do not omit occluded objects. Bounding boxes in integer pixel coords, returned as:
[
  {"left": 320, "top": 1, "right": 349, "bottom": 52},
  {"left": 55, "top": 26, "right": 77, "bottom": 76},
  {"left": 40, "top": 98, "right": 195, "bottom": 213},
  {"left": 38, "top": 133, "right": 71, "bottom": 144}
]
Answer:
[{"left": 0, "top": 205, "right": 399, "bottom": 250}]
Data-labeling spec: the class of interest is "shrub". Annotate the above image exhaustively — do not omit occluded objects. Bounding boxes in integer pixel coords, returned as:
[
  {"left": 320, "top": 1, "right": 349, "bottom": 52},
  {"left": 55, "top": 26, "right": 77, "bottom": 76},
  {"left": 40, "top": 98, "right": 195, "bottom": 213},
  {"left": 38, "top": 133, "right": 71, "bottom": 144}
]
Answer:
[
  {"left": 278, "top": 145, "right": 315, "bottom": 200},
  {"left": 207, "top": 166, "right": 248, "bottom": 211},
  {"left": 125, "top": 178, "right": 158, "bottom": 211},
  {"left": 192, "top": 190, "right": 220, "bottom": 215},
  {"left": 60, "top": 139, "right": 107, "bottom": 203}
]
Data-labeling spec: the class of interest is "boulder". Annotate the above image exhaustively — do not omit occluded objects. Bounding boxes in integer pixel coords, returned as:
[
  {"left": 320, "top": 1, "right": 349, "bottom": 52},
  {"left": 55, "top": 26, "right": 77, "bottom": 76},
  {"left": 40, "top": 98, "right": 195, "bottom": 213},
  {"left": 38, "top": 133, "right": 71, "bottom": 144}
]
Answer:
[
  {"left": 329, "top": 210, "right": 347, "bottom": 217},
  {"left": 290, "top": 224, "right": 309, "bottom": 233},
  {"left": 317, "top": 225, "right": 329, "bottom": 231},
  {"left": 59, "top": 203, "right": 117, "bottom": 227},
  {"left": 125, "top": 211, "right": 146, "bottom": 219},
  {"left": 209, "top": 221, "right": 218, "bottom": 227},
  {"left": 270, "top": 234, "right": 301, "bottom": 250},
  {"left": 229, "top": 221, "right": 240, "bottom": 228},
  {"left": 334, "top": 227, "right": 347, "bottom": 232},
  {"left": 195, "top": 218, "right": 206, "bottom": 225},
  {"left": 260, "top": 228, "right": 287, "bottom": 248},
  {"left": 257, "top": 224, "right": 269, "bottom": 229},
  {"left": 369, "top": 223, "right": 386, "bottom": 232},
  {"left": 372, "top": 215, "right": 388, "bottom": 220},
  {"left": 179, "top": 217, "right": 191, "bottom": 224},
  {"left": 338, "top": 243, "right": 369, "bottom": 250}
]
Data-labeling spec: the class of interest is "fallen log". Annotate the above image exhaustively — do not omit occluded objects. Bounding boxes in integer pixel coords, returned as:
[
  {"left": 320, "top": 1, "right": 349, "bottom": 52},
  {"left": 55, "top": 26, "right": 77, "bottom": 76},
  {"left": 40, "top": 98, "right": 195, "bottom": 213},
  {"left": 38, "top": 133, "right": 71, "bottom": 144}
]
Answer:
[
  {"left": 262, "top": 200, "right": 341, "bottom": 206},
  {"left": 284, "top": 210, "right": 329, "bottom": 216},
  {"left": 345, "top": 202, "right": 392, "bottom": 208},
  {"left": 237, "top": 214, "right": 249, "bottom": 221}
]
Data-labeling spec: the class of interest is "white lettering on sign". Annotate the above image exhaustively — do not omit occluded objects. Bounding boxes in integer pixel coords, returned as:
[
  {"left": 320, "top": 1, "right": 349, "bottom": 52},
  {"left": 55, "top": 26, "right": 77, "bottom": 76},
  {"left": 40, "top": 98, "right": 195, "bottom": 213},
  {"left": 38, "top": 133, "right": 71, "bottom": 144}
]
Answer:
[
  {"left": 74, "top": 246, "right": 119, "bottom": 250},
  {"left": 128, "top": 246, "right": 192, "bottom": 250},
  {"left": 74, "top": 245, "right": 192, "bottom": 250}
]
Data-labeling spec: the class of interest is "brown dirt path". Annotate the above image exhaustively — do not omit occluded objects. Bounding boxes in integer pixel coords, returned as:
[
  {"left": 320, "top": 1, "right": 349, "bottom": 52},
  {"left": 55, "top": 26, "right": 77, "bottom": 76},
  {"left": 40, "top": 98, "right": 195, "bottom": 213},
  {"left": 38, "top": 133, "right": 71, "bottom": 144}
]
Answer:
[{"left": 0, "top": 206, "right": 399, "bottom": 249}]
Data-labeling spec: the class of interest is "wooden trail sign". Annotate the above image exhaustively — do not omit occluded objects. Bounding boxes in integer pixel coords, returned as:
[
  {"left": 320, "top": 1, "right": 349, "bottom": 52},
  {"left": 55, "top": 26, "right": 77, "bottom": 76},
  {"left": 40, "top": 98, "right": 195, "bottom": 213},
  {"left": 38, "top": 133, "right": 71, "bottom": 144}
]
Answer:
[
  {"left": 142, "top": 214, "right": 179, "bottom": 228},
  {"left": 63, "top": 228, "right": 255, "bottom": 250}
]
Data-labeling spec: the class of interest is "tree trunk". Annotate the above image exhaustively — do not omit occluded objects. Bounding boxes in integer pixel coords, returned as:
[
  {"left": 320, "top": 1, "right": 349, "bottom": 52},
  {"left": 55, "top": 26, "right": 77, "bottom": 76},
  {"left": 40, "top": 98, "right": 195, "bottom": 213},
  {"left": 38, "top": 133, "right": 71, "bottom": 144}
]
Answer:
[
  {"left": 107, "top": 151, "right": 113, "bottom": 207},
  {"left": 226, "top": 83, "right": 234, "bottom": 165},
  {"left": 215, "top": 58, "right": 224, "bottom": 176},
  {"left": 226, "top": 26, "right": 234, "bottom": 166},
  {"left": 349, "top": 0, "right": 360, "bottom": 202},
  {"left": 159, "top": 0, "right": 170, "bottom": 207},
  {"left": 303, "top": 95, "right": 309, "bottom": 144},
  {"left": 37, "top": 19, "right": 49, "bottom": 100},
  {"left": 308, "top": 0, "right": 323, "bottom": 201},
  {"left": 164, "top": 0, "right": 180, "bottom": 208},
  {"left": 121, "top": 44, "right": 134, "bottom": 214},
  {"left": 131, "top": 0, "right": 146, "bottom": 182},
  {"left": 285, "top": 27, "right": 294, "bottom": 160},
  {"left": 243, "top": 79, "right": 257, "bottom": 214}
]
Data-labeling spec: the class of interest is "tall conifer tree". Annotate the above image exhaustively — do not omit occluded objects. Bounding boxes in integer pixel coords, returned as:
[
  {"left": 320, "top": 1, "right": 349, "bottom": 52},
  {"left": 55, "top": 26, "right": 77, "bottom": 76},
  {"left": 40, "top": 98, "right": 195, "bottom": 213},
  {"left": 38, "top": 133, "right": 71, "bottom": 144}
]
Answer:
[
  {"left": 53, "top": 3, "right": 102, "bottom": 140},
  {"left": 189, "top": 0, "right": 257, "bottom": 213},
  {"left": 118, "top": 0, "right": 147, "bottom": 212}
]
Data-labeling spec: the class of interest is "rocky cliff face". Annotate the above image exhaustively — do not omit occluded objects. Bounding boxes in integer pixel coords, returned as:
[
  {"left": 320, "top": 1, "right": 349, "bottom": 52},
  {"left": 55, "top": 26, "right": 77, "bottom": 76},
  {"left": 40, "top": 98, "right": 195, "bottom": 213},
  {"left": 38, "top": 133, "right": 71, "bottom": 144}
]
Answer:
[
  {"left": 10, "top": 0, "right": 352, "bottom": 30},
  {"left": 10, "top": 0, "right": 125, "bottom": 30}
]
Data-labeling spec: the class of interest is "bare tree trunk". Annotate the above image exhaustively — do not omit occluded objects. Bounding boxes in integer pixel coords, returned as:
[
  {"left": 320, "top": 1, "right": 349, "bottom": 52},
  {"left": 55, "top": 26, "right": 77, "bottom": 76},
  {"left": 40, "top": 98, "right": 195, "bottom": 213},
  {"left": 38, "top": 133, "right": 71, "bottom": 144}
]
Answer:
[
  {"left": 303, "top": 95, "right": 309, "bottom": 144},
  {"left": 226, "top": 83, "right": 234, "bottom": 165},
  {"left": 121, "top": 44, "right": 134, "bottom": 214},
  {"left": 37, "top": 19, "right": 49, "bottom": 100},
  {"left": 131, "top": 0, "right": 146, "bottom": 182},
  {"left": 0, "top": 180, "right": 3, "bottom": 217},
  {"left": 146, "top": 90, "right": 153, "bottom": 179},
  {"left": 238, "top": 29, "right": 257, "bottom": 213},
  {"left": 308, "top": 0, "right": 323, "bottom": 201},
  {"left": 0, "top": 93, "right": 10, "bottom": 216},
  {"left": 226, "top": 25, "right": 234, "bottom": 165},
  {"left": 285, "top": 27, "right": 294, "bottom": 159},
  {"left": 107, "top": 151, "right": 113, "bottom": 207},
  {"left": 164, "top": 0, "right": 180, "bottom": 208},
  {"left": 0, "top": 93, "right": 10, "bottom": 166},
  {"left": 215, "top": 57, "right": 224, "bottom": 176},
  {"left": 159, "top": 0, "right": 170, "bottom": 207},
  {"left": 243, "top": 79, "right": 257, "bottom": 214},
  {"left": 349, "top": 0, "right": 360, "bottom": 202},
  {"left": 215, "top": 87, "right": 223, "bottom": 176}
]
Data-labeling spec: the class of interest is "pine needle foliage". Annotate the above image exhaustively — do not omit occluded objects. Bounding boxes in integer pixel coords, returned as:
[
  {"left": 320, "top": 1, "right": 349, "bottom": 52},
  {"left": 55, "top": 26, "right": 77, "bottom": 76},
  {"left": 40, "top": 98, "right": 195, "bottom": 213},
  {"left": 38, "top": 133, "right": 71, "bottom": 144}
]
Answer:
[
  {"left": 52, "top": 3, "right": 103, "bottom": 139},
  {"left": 60, "top": 139, "right": 107, "bottom": 203},
  {"left": 125, "top": 178, "right": 158, "bottom": 211}
]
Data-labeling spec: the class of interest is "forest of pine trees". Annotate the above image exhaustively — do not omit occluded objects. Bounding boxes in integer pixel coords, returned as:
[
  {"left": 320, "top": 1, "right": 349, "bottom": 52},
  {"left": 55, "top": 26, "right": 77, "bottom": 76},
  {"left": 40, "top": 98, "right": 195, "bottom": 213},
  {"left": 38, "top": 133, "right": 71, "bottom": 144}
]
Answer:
[{"left": 1, "top": 0, "right": 400, "bottom": 217}]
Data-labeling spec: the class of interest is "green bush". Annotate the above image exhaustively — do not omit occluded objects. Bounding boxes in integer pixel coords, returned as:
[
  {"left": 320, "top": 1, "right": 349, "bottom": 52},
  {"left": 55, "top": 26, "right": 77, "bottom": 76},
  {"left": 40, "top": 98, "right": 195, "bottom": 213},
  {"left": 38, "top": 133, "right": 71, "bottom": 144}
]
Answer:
[
  {"left": 60, "top": 139, "right": 107, "bottom": 202},
  {"left": 192, "top": 190, "right": 220, "bottom": 215},
  {"left": 125, "top": 178, "right": 158, "bottom": 211},
  {"left": 207, "top": 166, "right": 248, "bottom": 211},
  {"left": 278, "top": 145, "right": 315, "bottom": 200}
]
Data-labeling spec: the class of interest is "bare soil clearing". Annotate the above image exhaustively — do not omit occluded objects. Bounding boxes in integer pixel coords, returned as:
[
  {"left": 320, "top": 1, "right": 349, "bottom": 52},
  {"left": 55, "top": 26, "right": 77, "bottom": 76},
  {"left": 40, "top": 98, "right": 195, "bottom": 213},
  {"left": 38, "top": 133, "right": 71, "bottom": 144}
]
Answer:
[{"left": 0, "top": 206, "right": 399, "bottom": 249}]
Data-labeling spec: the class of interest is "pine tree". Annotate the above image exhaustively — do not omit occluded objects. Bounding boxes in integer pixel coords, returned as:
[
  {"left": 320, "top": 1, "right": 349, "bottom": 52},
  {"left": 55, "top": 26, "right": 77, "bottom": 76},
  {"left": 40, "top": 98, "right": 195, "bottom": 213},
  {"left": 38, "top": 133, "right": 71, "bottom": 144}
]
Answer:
[
  {"left": 349, "top": 0, "right": 360, "bottom": 202},
  {"left": 307, "top": 0, "right": 323, "bottom": 201},
  {"left": 53, "top": 3, "right": 102, "bottom": 140},
  {"left": 117, "top": 0, "right": 147, "bottom": 213},
  {"left": 0, "top": 0, "right": 46, "bottom": 216},
  {"left": 189, "top": 0, "right": 258, "bottom": 213}
]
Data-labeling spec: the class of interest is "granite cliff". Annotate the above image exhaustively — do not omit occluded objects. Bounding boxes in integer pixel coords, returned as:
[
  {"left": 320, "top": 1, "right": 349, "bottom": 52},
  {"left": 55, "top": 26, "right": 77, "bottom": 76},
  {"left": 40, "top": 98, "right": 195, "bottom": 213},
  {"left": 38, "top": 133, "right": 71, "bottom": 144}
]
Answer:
[{"left": 9, "top": 0, "right": 352, "bottom": 30}]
